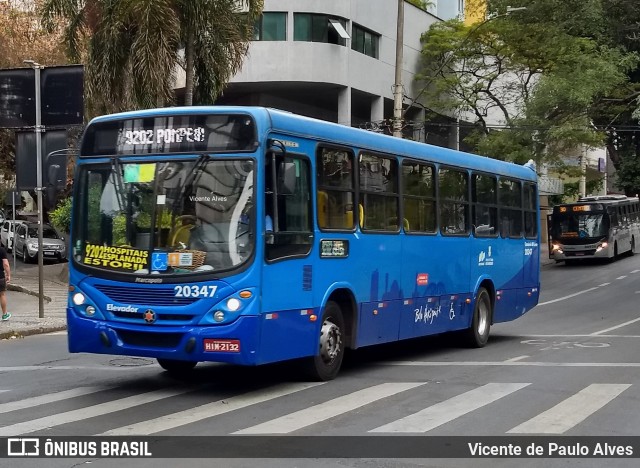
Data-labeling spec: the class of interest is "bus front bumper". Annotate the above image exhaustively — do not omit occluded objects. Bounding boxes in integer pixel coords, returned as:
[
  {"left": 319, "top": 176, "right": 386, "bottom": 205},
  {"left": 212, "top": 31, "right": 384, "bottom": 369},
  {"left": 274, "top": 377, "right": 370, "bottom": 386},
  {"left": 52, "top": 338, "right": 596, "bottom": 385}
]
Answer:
[
  {"left": 551, "top": 243, "right": 610, "bottom": 261},
  {"left": 67, "top": 308, "right": 261, "bottom": 366}
]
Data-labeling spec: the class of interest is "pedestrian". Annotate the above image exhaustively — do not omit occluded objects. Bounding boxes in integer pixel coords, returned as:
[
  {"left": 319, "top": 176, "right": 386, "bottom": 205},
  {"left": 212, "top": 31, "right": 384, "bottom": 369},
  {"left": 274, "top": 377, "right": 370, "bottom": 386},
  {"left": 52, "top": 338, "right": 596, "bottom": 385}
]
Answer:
[{"left": 0, "top": 245, "right": 10, "bottom": 321}]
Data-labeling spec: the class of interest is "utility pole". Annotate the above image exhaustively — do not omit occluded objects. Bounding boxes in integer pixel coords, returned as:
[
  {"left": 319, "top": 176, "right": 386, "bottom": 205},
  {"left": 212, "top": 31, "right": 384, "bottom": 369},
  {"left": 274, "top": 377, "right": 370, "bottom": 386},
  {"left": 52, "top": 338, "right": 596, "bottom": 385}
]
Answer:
[
  {"left": 393, "top": 0, "right": 404, "bottom": 138},
  {"left": 579, "top": 146, "right": 587, "bottom": 198},
  {"left": 24, "top": 59, "right": 45, "bottom": 319}
]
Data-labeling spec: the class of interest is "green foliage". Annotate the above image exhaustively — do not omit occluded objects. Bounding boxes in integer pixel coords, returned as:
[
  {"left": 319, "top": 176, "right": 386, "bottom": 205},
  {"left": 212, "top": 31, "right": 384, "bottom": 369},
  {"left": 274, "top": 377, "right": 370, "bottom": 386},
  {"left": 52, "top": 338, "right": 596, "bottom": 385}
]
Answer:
[
  {"left": 49, "top": 197, "right": 72, "bottom": 233},
  {"left": 555, "top": 178, "right": 605, "bottom": 203},
  {"left": 40, "top": 0, "right": 264, "bottom": 116},
  {"left": 615, "top": 156, "right": 640, "bottom": 196},
  {"left": 416, "top": 0, "right": 639, "bottom": 170},
  {"left": 407, "top": 0, "right": 433, "bottom": 11}
]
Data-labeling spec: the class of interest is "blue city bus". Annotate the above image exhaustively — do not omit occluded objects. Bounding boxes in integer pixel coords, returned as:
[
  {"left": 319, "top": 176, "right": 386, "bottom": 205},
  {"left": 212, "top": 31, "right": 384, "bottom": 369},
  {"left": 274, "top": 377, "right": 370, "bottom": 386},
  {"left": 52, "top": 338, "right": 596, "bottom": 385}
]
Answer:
[{"left": 66, "top": 106, "right": 540, "bottom": 380}]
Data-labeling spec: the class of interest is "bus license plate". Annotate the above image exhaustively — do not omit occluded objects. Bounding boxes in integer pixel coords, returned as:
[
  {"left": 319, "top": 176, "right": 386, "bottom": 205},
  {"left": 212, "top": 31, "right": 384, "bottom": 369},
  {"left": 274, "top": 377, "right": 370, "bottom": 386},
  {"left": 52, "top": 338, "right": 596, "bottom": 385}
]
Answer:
[{"left": 203, "top": 339, "right": 240, "bottom": 352}]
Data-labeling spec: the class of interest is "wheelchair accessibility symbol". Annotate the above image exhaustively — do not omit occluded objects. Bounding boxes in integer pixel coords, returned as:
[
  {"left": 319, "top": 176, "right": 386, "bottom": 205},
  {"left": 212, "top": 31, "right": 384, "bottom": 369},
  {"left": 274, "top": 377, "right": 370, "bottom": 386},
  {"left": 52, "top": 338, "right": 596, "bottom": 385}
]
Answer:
[{"left": 151, "top": 252, "right": 168, "bottom": 271}]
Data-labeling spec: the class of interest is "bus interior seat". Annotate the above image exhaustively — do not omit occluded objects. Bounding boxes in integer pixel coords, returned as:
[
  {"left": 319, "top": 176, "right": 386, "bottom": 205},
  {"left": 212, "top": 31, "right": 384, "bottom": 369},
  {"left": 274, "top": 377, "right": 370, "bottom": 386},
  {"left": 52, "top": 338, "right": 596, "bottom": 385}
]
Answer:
[{"left": 317, "top": 191, "right": 328, "bottom": 228}]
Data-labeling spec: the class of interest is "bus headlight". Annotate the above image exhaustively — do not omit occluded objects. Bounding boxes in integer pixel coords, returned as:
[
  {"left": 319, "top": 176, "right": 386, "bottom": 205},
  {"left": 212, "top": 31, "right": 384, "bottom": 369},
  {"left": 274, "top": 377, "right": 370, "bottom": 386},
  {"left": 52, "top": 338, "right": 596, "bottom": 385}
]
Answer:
[
  {"left": 73, "top": 293, "right": 86, "bottom": 305},
  {"left": 551, "top": 243, "right": 563, "bottom": 254},
  {"left": 85, "top": 305, "right": 96, "bottom": 316},
  {"left": 596, "top": 242, "right": 608, "bottom": 252},
  {"left": 226, "top": 298, "right": 241, "bottom": 312},
  {"left": 213, "top": 311, "right": 225, "bottom": 322}
]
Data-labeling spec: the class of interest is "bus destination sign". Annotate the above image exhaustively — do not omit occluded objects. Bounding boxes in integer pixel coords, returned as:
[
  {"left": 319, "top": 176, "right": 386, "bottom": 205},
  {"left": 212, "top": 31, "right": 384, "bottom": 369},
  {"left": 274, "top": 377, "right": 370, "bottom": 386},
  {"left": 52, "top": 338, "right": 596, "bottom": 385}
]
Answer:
[{"left": 81, "top": 114, "right": 257, "bottom": 156}]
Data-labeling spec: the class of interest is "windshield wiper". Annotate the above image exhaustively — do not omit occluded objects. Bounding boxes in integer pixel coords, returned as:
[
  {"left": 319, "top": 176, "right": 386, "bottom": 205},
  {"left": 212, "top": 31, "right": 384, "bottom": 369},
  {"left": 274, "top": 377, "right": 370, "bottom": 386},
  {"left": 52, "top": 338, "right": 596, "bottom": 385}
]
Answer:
[{"left": 110, "top": 156, "right": 127, "bottom": 212}]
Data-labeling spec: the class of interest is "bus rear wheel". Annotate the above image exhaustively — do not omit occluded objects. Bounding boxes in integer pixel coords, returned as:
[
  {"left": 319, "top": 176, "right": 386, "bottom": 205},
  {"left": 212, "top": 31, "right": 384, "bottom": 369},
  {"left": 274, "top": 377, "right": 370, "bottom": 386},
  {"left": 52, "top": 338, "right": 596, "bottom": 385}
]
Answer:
[
  {"left": 462, "top": 287, "right": 491, "bottom": 348},
  {"left": 301, "top": 301, "right": 345, "bottom": 381},
  {"left": 157, "top": 358, "right": 197, "bottom": 374}
]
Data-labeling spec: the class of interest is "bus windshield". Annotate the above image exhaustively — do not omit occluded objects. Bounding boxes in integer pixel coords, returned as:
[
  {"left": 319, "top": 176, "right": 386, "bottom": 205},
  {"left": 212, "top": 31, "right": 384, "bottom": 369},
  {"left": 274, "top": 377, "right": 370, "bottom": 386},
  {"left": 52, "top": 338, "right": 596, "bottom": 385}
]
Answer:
[
  {"left": 72, "top": 158, "right": 254, "bottom": 275},
  {"left": 552, "top": 212, "right": 608, "bottom": 239}
]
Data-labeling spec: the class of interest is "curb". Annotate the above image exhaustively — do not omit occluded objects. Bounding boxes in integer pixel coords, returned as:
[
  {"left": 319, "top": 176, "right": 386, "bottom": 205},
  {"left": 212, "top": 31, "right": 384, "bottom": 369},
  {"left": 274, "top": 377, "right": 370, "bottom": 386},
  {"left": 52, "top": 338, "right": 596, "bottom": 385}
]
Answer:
[
  {"left": 7, "top": 284, "right": 52, "bottom": 303},
  {"left": 0, "top": 325, "right": 67, "bottom": 340}
]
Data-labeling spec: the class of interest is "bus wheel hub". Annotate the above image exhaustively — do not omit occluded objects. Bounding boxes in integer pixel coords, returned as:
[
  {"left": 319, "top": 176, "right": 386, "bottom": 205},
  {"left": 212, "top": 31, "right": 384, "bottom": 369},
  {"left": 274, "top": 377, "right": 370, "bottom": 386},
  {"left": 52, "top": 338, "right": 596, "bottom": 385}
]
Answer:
[{"left": 320, "top": 319, "right": 342, "bottom": 363}]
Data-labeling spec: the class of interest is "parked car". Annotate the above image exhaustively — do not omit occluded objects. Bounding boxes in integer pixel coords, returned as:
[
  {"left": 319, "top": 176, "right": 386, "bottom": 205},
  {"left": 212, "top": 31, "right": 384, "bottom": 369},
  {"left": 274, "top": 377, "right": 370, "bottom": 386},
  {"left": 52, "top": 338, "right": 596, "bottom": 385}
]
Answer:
[
  {"left": 0, "top": 220, "right": 26, "bottom": 251},
  {"left": 15, "top": 223, "right": 67, "bottom": 262}
]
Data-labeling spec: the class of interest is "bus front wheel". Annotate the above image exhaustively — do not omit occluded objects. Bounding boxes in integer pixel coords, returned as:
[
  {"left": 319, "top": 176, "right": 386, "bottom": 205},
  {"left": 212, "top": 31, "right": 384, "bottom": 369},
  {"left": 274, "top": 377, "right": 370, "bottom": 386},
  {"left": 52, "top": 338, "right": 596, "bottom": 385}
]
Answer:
[
  {"left": 157, "top": 358, "right": 197, "bottom": 374},
  {"left": 462, "top": 287, "right": 492, "bottom": 348},
  {"left": 301, "top": 301, "right": 345, "bottom": 381}
]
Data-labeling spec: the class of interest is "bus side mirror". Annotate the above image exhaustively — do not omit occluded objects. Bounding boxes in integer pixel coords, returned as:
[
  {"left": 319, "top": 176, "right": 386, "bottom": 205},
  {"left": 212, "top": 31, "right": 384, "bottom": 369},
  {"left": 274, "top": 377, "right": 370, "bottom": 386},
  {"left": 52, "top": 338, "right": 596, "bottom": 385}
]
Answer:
[
  {"left": 47, "top": 163, "right": 61, "bottom": 187},
  {"left": 278, "top": 162, "right": 297, "bottom": 195}
]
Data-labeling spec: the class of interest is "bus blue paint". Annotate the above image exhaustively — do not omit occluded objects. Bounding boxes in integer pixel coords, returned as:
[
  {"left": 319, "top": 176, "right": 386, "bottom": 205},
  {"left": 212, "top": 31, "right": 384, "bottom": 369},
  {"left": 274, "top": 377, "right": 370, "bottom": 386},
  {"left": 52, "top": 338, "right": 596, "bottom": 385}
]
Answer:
[{"left": 66, "top": 106, "right": 540, "bottom": 380}]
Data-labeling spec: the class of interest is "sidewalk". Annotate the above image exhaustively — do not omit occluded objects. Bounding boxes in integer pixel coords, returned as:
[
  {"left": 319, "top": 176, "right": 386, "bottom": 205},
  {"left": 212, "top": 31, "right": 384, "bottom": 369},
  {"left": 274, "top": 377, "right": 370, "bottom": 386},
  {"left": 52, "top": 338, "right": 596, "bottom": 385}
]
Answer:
[
  {"left": 1, "top": 246, "right": 556, "bottom": 340},
  {"left": 0, "top": 262, "right": 68, "bottom": 340}
]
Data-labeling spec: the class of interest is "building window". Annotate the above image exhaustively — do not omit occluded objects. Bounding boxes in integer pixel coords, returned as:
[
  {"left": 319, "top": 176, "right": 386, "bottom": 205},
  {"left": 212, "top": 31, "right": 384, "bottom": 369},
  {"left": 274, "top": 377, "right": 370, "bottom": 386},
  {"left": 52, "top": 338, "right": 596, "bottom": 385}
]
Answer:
[
  {"left": 352, "top": 24, "right": 379, "bottom": 58},
  {"left": 254, "top": 12, "right": 287, "bottom": 41},
  {"left": 459, "top": 0, "right": 466, "bottom": 16},
  {"left": 294, "top": 13, "right": 349, "bottom": 46}
]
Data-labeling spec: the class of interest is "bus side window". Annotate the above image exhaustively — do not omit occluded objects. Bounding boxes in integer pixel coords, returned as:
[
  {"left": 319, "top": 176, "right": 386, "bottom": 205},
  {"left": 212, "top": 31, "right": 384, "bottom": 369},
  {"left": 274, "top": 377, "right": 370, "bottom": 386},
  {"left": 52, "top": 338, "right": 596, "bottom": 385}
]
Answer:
[
  {"left": 316, "top": 147, "right": 355, "bottom": 230},
  {"left": 265, "top": 154, "right": 313, "bottom": 262}
]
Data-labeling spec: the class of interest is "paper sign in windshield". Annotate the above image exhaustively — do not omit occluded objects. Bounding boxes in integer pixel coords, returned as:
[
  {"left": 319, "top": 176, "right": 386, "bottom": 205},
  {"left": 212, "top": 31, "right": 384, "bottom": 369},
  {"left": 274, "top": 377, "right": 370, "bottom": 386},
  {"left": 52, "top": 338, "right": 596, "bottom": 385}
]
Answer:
[
  {"left": 124, "top": 163, "right": 156, "bottom": 183},
  {"left": 84, "top": 243, "right": 148, "bottom": 271}
]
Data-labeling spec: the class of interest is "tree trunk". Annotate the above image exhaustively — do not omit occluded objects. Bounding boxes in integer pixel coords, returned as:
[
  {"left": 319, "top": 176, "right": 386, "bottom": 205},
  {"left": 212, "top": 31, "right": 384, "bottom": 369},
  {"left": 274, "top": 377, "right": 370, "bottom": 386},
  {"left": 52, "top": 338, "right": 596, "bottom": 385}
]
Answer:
[{"left": 184, "top": 29, "right": 195, "bottom": 106}]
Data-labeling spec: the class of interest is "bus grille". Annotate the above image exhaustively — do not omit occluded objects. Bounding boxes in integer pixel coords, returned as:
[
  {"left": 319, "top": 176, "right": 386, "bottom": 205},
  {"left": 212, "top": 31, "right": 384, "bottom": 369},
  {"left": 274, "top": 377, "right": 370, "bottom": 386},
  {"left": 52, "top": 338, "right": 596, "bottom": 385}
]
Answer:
[
  {"left": 117, "top": 330, "right": 184, "bottom": 348},
  {"left": 110, "top": 311, "right": 196, "bottom": 323},
  {"left": 565, "top": 250, "right": 596, "bottom": 257},
  {"left": 94, "top": 284, "right": 199, "bottom": 306}
]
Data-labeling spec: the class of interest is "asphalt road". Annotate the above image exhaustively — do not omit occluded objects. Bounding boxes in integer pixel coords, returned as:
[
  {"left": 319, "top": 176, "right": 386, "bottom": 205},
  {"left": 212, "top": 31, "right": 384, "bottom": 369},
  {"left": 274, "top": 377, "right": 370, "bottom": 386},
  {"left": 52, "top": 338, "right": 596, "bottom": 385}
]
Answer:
[{"left": 2, "top": 254, "right": 640, "bottom": 467}]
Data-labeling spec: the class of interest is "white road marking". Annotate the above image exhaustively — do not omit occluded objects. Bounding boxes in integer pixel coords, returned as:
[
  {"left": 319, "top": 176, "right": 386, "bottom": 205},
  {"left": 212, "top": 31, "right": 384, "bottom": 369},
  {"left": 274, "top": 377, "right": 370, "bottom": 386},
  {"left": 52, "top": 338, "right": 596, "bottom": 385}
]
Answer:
[
  {"left": 0, "top": 387, "right": 199, "bottom": 436},
  {"left": 616, "top": 276, "right": 627, "bottom": 280},
  {"left": 631, "top": 270, "right": 640, "bottom": 274},
  {"left": 384, "top": 361, "right": 640, "bottom": 368},
  {"left": 505, "top": 356, "right": 529, "bottom": 362},
  {"left": 0, "top": 387, "right": 107, "bottom": 414},
  {"left": 507, "top": 384, "right": 631, "bottom": 434},
  {"left": 234, "top": 383, "right": 424, "bottom": 434},
  {"left": 0, "top": 365, "right": 154, "bottom": 372},
  {"left": 589, "top": 317, "right": 640, "bottom": 336},
  {"left": 538, "top": 287, "right": 600, "bottom": 306},
  {"left": 103, "top": 383, "right": 324, "bottom": 436},
  {"left": 598, "top": 283, "right": 610, "bottom": 287},
  {"left": 516, "top": 334, "right": 640, "bottom": 338},
  {"left": 370, "top": 383, "right": 529, "bottom": 433}
]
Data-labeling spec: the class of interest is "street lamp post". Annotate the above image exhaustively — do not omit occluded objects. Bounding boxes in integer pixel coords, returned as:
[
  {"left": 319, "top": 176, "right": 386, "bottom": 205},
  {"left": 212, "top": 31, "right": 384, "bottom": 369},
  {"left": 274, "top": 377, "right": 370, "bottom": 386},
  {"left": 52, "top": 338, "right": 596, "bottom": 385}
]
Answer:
[{"left": 24, "top": 59, "right": 45, "bottom": 319}]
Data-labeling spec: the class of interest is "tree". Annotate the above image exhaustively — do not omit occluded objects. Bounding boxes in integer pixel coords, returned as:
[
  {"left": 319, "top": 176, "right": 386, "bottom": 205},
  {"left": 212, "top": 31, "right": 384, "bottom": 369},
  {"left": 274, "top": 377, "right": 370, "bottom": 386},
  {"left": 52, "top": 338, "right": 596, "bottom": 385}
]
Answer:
[
  {"left": 415, "top": 0, "right": 638, "bottom": 173},
  {"left": 588, "top": 0, "right": 640, "bottom": 194},
  {"left": 40, "top": 0, "right": 264, "bottom": 116}
]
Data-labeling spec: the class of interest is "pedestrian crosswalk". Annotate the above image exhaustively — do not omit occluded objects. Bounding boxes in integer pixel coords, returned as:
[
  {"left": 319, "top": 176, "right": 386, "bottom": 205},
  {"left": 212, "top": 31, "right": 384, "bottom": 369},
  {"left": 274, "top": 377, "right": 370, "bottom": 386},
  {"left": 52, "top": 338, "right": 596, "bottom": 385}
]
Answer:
[{"left": 0, "top": 380, "right": 634, "bottom": 437}]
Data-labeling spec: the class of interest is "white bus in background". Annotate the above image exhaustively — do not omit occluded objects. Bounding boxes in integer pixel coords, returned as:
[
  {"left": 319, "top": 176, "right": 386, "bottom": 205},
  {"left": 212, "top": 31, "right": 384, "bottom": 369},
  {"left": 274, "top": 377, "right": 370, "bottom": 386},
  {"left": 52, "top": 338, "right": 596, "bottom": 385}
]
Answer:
[{"left": 549, "top": 195, "right": 640, "bottom": 264}]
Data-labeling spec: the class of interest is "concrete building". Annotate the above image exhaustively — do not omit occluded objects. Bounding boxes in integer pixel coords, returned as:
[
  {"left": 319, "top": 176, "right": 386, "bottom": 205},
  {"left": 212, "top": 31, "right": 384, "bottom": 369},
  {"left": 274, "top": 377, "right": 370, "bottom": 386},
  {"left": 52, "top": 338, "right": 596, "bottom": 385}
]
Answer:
[{"left": 216, "top": 0, "right": 464, "bottom": 132}]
